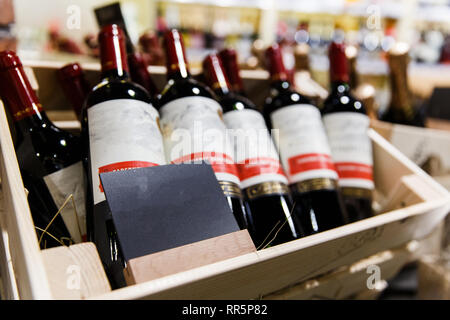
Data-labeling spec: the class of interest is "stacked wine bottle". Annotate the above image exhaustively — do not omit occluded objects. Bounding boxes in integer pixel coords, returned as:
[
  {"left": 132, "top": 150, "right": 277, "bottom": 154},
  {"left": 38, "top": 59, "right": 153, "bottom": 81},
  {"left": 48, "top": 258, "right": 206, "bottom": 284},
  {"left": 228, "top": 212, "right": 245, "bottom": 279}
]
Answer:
[{"left": 0, "top": 25, "right": 385, "bottom": 290}]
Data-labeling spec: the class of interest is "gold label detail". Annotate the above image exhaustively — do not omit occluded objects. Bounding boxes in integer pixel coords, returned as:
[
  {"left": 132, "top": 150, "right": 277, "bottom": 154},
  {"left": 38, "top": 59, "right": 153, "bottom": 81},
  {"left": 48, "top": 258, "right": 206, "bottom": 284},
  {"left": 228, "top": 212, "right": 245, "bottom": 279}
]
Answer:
[
  {"left": 169, "top": 63, "right": 179, "bottom": 71},
  {"left": 12, "top": 103, "right": 42, "bottom": 121},
  {"left": 340, "top": 187, "right": 373, "bottom": 199},
  {"left": 294, "top": 178, "right": 338, "bottom": 193},
  {"left": 245, "top": 182, "right": 289, "bottom": 200},
  {"left": 212, "top": 81, "right": 228, "bottom": 91},
  {"left": 219, "top": 181, "right": 242, "bottom": 198}
]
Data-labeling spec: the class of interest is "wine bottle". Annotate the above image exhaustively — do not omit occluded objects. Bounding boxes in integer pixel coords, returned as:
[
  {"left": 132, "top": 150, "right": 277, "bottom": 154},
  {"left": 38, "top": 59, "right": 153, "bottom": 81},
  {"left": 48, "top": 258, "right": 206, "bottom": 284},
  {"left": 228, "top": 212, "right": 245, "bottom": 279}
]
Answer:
[
  {"left": 203, "top": 53, "right": 304, "bottom": 248},
  {"left": 127, "top": 52, "right": 159, "bottom": 98},
  {"left": 263, "top": 44, "right": 348, "bottom": 236},
  {"left": 157, "top": 30, "right": 249, "bottom": 230},
  {"left": 322, "top": 42, "right": 374, "bottom": 222},
  {"left": 83, "top": 24, "right": 167, "bottom": 288},
  {"left": 345, "top": 45, "right": 378, "bottom": 120},
  {"left": 58, "top": 63, "right": 91, "bottom": 120},
  {"left": 0, "top": 51, "right": 86, "bottom": 248},
  {"left": 218, "top": 49, "right": 246, "bottom": 97},
  {"left": 380, "top": 43, "right": 426, "bottom": 127}
]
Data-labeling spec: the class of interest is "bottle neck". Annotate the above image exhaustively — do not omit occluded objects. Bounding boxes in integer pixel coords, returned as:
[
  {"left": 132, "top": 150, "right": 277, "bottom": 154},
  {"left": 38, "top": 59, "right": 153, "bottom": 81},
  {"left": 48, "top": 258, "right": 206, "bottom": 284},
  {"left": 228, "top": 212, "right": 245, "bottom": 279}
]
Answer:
[
  {"left": 15, "top": 112, "right": 52, "bottom": 133},
  {"left": 0, "top": 65, "right": 48, "bottom": 131},
  {"left": 203, "top": 54, "right": 233, "bottom": 98},
  {"left": 329, "top": 42, "right": 350, "bottom": 86},
  {"left": 99, "top": 25, "right": 130, "bottom": 81},
  {"left": 347, "top": 56, "right": 359, "bottom": 90},
  {"left": 227, "top": 75, "right": 244, "bottom": 95},
  {"left": 218, "top": 50, "right": 245, "bottom": 95},
  {"left": 270, "top": 79, "right": 292, "bottom": 92},
  {"left": 213, "top": 86, "right": 231, "bottom": 98},
  {"left": 330, "top": 81, "right": 351, "bottom": 94},
  {"left": 164, "top": 30, "right": 191, "bottom": 81},
  {"left": 101, "top": 68, "right": 130, "bottom": 81},
  {"left": 59, "top": 75, "right": 90, "bottom": 118},
  {"left": 388, "top": 55, "right": 411, "bottom": 112},
  {"left": 128, "top": 53, "right": 159, "bottom": 96},
  {"left": 294, "top": 45, "right": 310, "bottom": 72},
  {"left": 266, "top": 45, "right": 291, "bottom": 88},
  {"left": 167, "top": 66, "right": 190, "bottom": 81}
]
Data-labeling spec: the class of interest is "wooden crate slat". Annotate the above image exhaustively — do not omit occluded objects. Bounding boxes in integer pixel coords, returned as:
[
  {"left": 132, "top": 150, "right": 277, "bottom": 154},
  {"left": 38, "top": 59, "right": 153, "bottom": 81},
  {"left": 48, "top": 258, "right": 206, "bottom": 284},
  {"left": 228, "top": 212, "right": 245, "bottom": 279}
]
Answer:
[
  {"left": 41, "top": 242, "right": 111, "bottom": 300},
  {"left": 89, "top": 198, "right": 448, "bottom": 300},
  {"left": 0, "top": 101, "right": 53, "bottom": 299}
]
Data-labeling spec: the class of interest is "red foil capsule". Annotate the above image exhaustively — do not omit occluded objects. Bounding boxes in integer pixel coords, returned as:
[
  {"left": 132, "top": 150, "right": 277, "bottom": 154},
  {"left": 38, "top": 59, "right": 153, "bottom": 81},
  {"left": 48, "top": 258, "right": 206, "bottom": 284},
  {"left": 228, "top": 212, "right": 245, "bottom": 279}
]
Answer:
[
  {"left": 218, "top": 49, "right": 245, "bottom": 94},
  {"left": 58, "top": 63, "right": 91, "bottom": 119},
  {"left": 127, "top": 52, "right": 159, "bottom": 97},
  {"left": 202, "top": 54, "right": 231, "bottom": 94},
  {"left": 98, "top": 24, "right": 129, "bottom": 75},
  {"left": 329, "top": 42, "right": 350, "bottom": 83},
  {"left": 265, "top": 44, "right": 289, "bottom": 82},
  {"left": 163, "top": 29, "right": 189, "bottom": 78},
  {"left": 0, "top": 50, "right": 43, "bottom": 121}
]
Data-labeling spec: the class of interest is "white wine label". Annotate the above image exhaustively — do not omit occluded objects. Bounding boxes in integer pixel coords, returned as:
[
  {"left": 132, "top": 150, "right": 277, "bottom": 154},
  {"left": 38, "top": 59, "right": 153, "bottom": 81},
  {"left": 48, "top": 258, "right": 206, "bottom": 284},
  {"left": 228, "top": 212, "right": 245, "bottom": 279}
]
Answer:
[
  {"left": 270, "top": 104, "right": 338, "bottom": 184},
  {"left": 88, "top": 99, "right": 167, "bottom": 205},
  {"left": 323, "top": 112, "right": 374, "bottom": 190},
  {"left": 160, "top": 96, "right": 240, "bottom": 185},
  {"left": 223, "top": 109, "right": 288, "bottom": 189},
  {"left": 44, "top": 161, "right": 86, "bottom": 243}
]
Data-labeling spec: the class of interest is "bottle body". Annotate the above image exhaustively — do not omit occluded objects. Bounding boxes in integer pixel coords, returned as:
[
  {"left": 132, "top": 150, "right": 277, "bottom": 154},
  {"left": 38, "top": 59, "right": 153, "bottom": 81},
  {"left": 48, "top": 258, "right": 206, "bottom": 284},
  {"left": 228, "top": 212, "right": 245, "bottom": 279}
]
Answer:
[
  {"left": 221, "top": 94, "right": 304, "bottom": 247},
  {"left": 0, "top": 51, "right": 85, "bottom": 248}
]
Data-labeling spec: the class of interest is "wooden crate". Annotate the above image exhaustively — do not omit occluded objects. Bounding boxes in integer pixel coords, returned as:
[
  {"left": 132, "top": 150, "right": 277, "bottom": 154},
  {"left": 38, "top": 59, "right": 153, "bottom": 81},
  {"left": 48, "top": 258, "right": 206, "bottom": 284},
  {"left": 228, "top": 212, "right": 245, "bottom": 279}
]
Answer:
[
  {"left": 0, "top": 62, "right": 449, "bottom": 300},
  {"left": 371, "top": 119, "right": 450, "bottom": 251}
]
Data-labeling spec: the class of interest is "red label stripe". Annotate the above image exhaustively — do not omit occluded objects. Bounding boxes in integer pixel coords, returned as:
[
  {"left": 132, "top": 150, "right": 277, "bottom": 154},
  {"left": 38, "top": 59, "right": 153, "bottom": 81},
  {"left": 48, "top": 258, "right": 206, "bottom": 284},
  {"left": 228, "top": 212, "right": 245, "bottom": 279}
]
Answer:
[
  {"left": 288, "top": 153, "right": 336, "bottom": 175},
  {"left": 98, "top": 161, "right": 159, "bottom": 192},
  {"left": 172, "top": 152, "right": 239, "bottom": 177},
  {"left": 236, "top": 157, "right": 286, "bottom": 181},
  {"left": 334, "top": 162, "right": 373, "bottom": 181}
]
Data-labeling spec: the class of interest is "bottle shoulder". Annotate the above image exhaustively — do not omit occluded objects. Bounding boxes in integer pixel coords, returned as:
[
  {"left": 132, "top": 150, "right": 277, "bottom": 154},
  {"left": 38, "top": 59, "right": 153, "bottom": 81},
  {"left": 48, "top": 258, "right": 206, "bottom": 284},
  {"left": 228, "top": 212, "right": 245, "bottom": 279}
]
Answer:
[
  {"left": 85, "top": 78, "right": 152, "bottom": 108},
  {"left": 263, "top": 86, "right": 313, "bottom": 116},
  {"left": 380, "top": 104, "right": 426, "bottom": 127},
  {"left": 322, "top": 88, "right": 367, "bottom": 116},
  {"left": 157, "top": 77, "right": 216, "bottom": 109},
  {"left": 16, "top": 120, "right": 82, "bottom": 176},
  {"left": 220, "top": 92, "right": 259, "bottom": 114}
]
